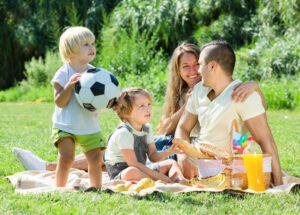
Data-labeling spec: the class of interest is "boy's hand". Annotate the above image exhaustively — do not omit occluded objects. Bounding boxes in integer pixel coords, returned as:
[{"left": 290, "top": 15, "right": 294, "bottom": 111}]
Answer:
[{"left": 66, "top": 73, "right": 81, "bottom": 90}]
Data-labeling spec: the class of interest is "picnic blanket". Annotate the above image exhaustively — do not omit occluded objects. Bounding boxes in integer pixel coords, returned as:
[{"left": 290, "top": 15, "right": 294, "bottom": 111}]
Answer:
[{"left": 5, "top": 169, "right": 300, "bottom": 196}]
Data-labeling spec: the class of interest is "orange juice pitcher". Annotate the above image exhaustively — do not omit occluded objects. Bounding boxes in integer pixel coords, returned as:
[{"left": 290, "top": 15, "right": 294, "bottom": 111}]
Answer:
[
  {"left": 243, "top": 137, "right": 266, "bottom": 192},
  {"left": 243, "top": 154, "right": 265, "bottom": 191}
]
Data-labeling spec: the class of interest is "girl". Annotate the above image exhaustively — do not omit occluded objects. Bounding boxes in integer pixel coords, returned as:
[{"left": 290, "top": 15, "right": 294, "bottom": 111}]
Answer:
[{"left": 104, "top": 88, "right": 185, "bottom": 183}]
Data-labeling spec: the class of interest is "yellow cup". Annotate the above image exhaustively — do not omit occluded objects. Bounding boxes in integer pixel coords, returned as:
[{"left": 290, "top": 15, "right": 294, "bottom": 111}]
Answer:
[{"left": 243, "top": 154, "right": 266, "bottom": 192}]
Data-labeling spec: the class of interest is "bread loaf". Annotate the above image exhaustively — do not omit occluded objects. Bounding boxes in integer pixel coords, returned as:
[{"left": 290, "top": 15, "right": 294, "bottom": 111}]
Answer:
[{"left": 172, "top": 138, "right": 231, "bottom": 160}]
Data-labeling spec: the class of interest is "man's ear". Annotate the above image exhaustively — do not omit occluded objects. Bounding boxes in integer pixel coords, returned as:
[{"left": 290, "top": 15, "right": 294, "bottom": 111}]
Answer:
[{"left": 209, "top": 61, "right": 217, "bottom": 72}]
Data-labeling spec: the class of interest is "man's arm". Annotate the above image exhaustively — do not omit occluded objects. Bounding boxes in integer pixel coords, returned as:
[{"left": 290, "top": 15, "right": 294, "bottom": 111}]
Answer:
[
  {"left": 245, "top": 113, "right": 283, "bottom": 186},
  {"left": 175, "top": 110, "right": 199, "bottom": 179}
]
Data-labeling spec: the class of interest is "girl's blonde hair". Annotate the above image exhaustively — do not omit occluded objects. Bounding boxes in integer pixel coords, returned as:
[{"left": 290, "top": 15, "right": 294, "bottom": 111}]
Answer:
[
  {"left": 162, "top": 42, "right": 200, "bottom": 118},
  {"left": 59, "top": 26, "right": 95, "bottom": 63},
  {"left": 112, "top": 88, "right": 152, "bottom": 122}
]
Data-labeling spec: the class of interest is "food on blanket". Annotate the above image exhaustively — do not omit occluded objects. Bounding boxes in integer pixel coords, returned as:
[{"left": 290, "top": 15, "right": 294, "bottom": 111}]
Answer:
[
  {"left": 193, "top": 184, "right": 205, "bottom": 189},
  {"left": 137, "top": 178, "right": 155, "bottom": 189},
  {"left": 128, "top": 184, "right": 140, "bottom": 192},
  {"left": 124, "top": 181, "right": 136, "bottom": 190},
  {"left": 155, "top": 180, "right": 166, "bottom": 186},
  {"left": 172, "top": 138, "right": 231, "bottom": 160},
  {"left": 188, "top": 174, "right": 227, "bottom": 189},
  {"left": 128, "top": 178, "right": 155, "bottom": 192},
  {"left": 113, "top": 184, "right": 127, "bottom": 192}
]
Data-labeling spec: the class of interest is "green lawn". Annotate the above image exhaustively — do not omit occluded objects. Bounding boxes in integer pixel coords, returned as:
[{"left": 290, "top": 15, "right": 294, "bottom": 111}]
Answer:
[{"left": 0, "top": 102, "right": 299, "bottom": 214}]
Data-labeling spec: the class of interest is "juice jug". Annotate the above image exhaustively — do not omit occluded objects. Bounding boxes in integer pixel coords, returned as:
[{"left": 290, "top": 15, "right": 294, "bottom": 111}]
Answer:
[{"left": 243, "top": 137, "right": 266, "bottom": 192}]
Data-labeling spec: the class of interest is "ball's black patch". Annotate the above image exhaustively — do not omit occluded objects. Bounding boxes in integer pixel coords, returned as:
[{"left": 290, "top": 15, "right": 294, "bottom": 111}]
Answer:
[
  {"left": 110, "top": 74, "right": 119, "bottom": 87},
  {"left": 91, "top": 82, "right": 105, "bottom": 96},
  {"left": 75, "top": 82, "right": 81, "bottom": 94},
  {"left": 83, "top": 103, "right": 96, "bottom": 112},
  {"left": 87, "top": 68, "right": 100, "bottom": 73}
]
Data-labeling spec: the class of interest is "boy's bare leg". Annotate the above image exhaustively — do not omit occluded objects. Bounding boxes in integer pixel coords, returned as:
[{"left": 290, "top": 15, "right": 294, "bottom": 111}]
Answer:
[
  {"left": 84, "top": 148, "right": 103, "bottom": 189},
  {"left": 56, "top": 137, "right": 75, "bottom": 187}
]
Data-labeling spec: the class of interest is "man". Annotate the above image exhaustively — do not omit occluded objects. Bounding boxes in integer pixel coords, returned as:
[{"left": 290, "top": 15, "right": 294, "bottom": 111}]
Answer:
[{"left": 175, "top": 40, "right": 283, "bottom": 186}]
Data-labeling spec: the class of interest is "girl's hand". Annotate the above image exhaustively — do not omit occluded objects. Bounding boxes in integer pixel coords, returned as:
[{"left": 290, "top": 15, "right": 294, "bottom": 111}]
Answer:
[
  {"left": 165, "top": 143, "right": 185, "bottom": 156},
  {"left": 66, "top": 73, "right": 81, "bottom": 90},
  {"left": 231, "top": 81, "right": 258, "bottom": 103}
]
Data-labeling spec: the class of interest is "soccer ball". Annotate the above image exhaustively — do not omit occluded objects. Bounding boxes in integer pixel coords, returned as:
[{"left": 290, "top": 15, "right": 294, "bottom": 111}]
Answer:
[{"left": 75, "top": 68, "right": 120, "bottom": 112}]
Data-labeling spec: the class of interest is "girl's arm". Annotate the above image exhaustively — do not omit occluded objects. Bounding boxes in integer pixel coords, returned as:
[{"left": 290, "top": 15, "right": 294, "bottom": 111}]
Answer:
[
  {"left": 231, "top": 81, "right": 267, "bottom": 110},
  {"left": 147, "top": 142, "right": 183, "bottom": 162},
  {"left": 54, "top": 73, "right": 81, "bottom": 108},
  {"left": 121, "top": 149, "right": 173, "bottom": 183},
  {"left": 157, "top": 89, "right": 193, "bottom": 136}
]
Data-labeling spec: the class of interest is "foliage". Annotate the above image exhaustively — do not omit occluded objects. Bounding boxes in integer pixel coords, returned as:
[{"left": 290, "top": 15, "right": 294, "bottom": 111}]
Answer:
[
  {"left": 260, "top": 77, "right": 300, "bottom": 110},
  {"left": 0, "top": 0, "right": 121, "bottom": 90},
  {"left": 193, "top": 0, "right": 259, "bottom": 48}
]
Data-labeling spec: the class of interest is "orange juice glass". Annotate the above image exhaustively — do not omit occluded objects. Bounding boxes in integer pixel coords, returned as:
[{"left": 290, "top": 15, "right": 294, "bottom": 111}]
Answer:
[{"left": 243, "top": 154, "right": 266, "bottom": 191}]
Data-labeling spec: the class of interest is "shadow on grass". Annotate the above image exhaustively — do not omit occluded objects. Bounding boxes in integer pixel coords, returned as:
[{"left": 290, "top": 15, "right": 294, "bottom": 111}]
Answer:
[{"left": 101, "top": 189, "right": 248, "bottom": 207}]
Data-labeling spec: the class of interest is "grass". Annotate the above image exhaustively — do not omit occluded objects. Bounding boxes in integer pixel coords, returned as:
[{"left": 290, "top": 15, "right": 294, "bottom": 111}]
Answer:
[{"left": 0, "top": 102, "right": 299, "bottom": 214}]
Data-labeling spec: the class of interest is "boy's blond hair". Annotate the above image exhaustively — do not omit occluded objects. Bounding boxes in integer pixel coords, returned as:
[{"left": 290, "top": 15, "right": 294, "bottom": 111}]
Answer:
[{"left": 59, "top": 26, "right": 95, "bottom": 63}]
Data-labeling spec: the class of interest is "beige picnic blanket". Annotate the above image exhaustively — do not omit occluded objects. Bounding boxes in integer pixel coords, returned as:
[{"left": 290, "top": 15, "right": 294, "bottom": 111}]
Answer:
[{"left": 5, "top": 169, "right": 300, "bottom": 196}]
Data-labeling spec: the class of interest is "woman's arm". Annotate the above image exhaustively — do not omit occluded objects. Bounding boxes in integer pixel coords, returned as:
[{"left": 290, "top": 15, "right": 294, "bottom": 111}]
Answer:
[
  {"left": 121, "top": 149, "right": 173, "bottom": 183},
  {"left": 157, "top": 104, "right": 186, "bottom": 136},
  {"left": 147, "top": 142, "right": 183, "bottom": 162},
  {"left": 54, "top": 73, "right": 81, "bottom": 108},
  {"left": 231, "top": 81, "right": 267, "bottom": 110},
  {"left": 157, "top": 89, "right": 193, "bottom": 135}
]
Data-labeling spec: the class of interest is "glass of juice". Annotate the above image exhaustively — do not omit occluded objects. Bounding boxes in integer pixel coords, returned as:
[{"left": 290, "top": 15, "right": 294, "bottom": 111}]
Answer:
[{"left": 243, "top": 154, "right": 266, "bottom": 192}]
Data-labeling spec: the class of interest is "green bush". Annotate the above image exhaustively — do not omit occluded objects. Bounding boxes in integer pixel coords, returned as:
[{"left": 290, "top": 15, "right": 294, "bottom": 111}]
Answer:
[
  {"left": 235, "top": 29, "right": 300, "bottom": 80},
  {"left": 261, "top": 77, "right": 300, "bottom": 109},
  {"left": 24, "top": 51, "right": 62, "bottom": 87}
]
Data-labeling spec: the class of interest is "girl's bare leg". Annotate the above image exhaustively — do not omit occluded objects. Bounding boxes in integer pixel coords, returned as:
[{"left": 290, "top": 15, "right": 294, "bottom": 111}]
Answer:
[
  {"left": 121, "top": 167, "right": 152, "bottom": 181},
  {"left": 158, "top": 159, "right": 186, "bottom": 182}
]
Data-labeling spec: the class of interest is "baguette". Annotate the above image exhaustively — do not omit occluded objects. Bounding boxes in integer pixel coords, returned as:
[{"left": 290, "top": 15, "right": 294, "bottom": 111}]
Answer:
[{"left": 172, "top": 138, "right": 231, "bottom": 160}]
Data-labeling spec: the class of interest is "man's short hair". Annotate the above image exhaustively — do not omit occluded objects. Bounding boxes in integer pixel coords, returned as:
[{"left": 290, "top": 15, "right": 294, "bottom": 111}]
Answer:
[{"left": 201, "top": 40, "right": 236, "bottom": 75}]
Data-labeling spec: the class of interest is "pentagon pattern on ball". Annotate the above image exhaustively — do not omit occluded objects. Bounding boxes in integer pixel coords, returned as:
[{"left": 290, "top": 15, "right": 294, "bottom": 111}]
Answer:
[{"left": 75, "top": 68, "right": 120, "bottom": 112}]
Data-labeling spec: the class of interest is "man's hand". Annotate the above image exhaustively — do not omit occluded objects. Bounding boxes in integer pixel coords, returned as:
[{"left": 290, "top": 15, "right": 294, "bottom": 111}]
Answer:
[{"left": 177, "top": 154, "right": 199, "bottom": 179}]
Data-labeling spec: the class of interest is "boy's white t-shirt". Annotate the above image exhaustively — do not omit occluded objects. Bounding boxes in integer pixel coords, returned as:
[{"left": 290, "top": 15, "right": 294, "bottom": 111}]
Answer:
[
  {"left": 186, "top": 80, "right": 265, "bottom": 153},
  {"left": 105, "top": 122, "right": 154, "bottom": 166},
  {"left": 51, "top": 63, "right": 101, "bottom": 135}
]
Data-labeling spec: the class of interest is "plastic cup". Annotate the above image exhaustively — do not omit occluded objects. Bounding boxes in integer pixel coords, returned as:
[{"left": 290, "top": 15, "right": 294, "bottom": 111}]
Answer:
[{"left": 243, "top": 154, "right": 266, "bottom": 192}]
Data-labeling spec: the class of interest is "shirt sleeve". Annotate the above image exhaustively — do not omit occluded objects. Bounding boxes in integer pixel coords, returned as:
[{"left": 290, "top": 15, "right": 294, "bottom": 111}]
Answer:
[
  {"left": 235, "top": 92, "right": 265, "bottom": 121},
  {"left": 115, "top": 128, "right": 135, "bottom": 150},
  {"left": 146, "top": 124, "right": 154, "bottom": 144},
  {"left": 185, "top": 84, "right": 200, "bottom": 115},
  {"left": 51, "top": 68, "right": 68, "bottom": 88}
]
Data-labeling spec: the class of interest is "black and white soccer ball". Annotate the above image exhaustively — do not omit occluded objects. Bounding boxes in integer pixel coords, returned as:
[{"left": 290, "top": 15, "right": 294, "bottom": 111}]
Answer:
[{"left": 75, "top": 68, "right": 120, "bottom": 112}]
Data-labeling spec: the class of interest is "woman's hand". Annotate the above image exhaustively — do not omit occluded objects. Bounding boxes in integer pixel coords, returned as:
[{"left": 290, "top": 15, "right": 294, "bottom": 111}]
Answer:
[
  {"left": 185, "top": 88, "right": 193, "bottom": 103},
  {"left": 231, "top": 81, "right": 258, "bottom": 103}
]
